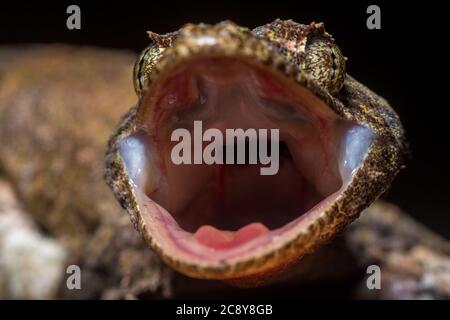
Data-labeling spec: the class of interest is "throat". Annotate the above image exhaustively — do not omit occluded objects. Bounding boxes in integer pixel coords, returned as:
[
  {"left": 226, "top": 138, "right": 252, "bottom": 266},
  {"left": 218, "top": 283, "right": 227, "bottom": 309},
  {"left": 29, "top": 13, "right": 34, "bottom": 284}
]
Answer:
[{"left": 171, "top": 152, "right": 321, "bottom": 233}]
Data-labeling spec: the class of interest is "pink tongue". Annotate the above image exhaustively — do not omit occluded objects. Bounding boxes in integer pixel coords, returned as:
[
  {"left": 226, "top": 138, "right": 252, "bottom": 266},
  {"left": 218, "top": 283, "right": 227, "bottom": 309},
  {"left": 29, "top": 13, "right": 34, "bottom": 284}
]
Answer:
[{"left": 194, "top": 223, "right": 269, "bottom": 250}]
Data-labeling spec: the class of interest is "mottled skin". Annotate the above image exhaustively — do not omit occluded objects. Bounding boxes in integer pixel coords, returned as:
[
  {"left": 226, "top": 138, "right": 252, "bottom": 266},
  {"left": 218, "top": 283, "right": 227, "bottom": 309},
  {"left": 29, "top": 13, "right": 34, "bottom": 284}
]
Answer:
[
  {"left": 0, "top": 46, "right": 173, "bottom": 298},
  {"left": 105, "top": 20, "right": 407, "bottom": 283}
]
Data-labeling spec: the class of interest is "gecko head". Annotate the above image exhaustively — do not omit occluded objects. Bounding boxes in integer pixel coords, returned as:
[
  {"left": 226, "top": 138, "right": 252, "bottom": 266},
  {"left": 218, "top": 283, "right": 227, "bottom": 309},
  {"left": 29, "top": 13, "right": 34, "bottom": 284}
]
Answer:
[{"left": 106, "top": 20, "right": 405, "bottom": 285}]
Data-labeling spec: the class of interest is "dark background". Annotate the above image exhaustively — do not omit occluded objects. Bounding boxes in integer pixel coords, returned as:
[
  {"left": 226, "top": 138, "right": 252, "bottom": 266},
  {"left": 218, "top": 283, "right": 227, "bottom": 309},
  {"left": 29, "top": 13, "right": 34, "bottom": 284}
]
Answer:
[{"left": 0, "top": 1, "right": 449, "bottom": 237}]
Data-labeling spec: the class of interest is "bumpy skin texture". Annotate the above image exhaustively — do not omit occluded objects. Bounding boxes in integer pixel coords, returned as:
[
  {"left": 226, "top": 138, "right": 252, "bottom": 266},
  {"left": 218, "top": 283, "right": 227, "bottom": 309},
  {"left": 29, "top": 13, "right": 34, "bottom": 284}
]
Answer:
[
  {"left": 0, "top": 46, "right": 134, "bottom": 250},
  {"left": 0, "top": 46, "right": 173, "bottom": 298},
  {"left": 348, "top": 202, "right": 450, "bottom": 299},
  {"left": 105, "top": 20, "right": 407, "bottom": 283}
]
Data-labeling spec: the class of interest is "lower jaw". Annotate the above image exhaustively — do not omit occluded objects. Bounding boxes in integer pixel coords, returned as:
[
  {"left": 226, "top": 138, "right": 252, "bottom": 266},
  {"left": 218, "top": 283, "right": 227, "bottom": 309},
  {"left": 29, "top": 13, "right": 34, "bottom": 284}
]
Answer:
[
  {"left": 118, "top": 119, "right": 374, "bottom": 270},
  {"left": 134, "top": 186, "right": 344, "bottom": 263}
]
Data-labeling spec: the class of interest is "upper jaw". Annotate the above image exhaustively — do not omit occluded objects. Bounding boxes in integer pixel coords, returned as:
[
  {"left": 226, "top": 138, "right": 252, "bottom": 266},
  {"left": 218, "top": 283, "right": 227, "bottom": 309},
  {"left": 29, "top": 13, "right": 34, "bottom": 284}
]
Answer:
[{"left": 138, "top": 21, "right": 335, "bottom": 109}]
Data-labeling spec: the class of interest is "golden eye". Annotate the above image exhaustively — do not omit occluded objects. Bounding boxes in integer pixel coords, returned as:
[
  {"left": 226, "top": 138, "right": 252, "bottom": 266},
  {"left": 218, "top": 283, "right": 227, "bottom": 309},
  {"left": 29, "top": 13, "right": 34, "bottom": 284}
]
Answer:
[
  {"left": 133, "top": 43, "right": 165, "bottom": 96},
  {"left": 303, "top": 37, "right": 346, "bottom": 95}
]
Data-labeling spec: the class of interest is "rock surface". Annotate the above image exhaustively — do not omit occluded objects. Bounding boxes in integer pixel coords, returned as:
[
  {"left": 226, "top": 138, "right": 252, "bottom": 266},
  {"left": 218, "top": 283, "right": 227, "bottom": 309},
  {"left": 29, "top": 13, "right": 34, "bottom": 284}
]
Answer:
[{"left": 0, "top": 180, "right": 67, "bottom": 299}]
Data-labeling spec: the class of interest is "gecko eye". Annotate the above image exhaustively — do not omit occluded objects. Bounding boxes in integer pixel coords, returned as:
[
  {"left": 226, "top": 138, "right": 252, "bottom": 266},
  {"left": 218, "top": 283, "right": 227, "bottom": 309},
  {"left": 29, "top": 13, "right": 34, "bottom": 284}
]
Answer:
[
  {"left": 303, "top": 37, "right": 346, "bottom": 95},
  {"left": 133, "top": 43, "right": 165, "bottom": 96}
]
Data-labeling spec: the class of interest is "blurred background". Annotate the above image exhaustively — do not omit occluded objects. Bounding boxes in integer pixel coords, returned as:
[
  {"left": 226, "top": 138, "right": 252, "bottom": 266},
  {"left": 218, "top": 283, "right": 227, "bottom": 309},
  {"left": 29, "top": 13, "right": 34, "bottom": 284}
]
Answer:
[{"left": 0, "top": 0, "right": 448, "bottom": 237}]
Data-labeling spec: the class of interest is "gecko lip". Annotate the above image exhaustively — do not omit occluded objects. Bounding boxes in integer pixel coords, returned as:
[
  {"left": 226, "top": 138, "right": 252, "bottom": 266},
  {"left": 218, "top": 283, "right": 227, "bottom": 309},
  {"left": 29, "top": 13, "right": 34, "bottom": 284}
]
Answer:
[{"left": 117, "top": 54, "right": 375, "bottom": 277}]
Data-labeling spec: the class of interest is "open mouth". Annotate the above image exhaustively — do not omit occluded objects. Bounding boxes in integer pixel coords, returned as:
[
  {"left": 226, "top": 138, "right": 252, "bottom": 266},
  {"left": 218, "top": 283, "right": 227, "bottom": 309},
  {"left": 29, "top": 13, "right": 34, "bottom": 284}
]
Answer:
[{"left": 118, "top": 56, "right": 374, "bottom": 269}]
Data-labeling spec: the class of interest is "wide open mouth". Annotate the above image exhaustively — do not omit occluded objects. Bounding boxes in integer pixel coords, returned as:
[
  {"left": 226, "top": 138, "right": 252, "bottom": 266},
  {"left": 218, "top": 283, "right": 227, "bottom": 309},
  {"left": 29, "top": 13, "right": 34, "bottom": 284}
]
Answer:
[{"left": 119, "top": 56, "right": 374, "bottom": 265}]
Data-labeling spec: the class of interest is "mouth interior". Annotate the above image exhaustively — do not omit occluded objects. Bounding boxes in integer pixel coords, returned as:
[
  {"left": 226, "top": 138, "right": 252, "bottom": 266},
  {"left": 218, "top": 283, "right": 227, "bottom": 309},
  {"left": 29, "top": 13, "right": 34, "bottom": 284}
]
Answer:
[{"left": 119, "top": 57, "right": 373, "bottom": 255}]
